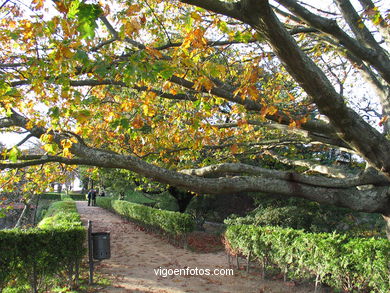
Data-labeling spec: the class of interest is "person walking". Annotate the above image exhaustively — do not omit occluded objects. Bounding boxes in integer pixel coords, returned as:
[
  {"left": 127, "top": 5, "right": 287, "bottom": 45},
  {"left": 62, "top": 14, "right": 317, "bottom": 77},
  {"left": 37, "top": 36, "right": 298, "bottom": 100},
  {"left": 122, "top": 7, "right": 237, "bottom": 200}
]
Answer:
[
  {"left": 87, "top": 189, "right": 93, "bottom": 206},
  {"left": 92, "top": 189, "right": 97, "bottom": 206}
]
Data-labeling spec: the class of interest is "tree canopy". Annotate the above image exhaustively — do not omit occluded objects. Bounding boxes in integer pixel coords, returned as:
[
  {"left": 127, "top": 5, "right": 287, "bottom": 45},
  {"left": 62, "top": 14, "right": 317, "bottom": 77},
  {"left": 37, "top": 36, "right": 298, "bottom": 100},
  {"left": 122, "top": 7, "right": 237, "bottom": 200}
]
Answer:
[{"left": 0, "top": 0, "right": 389, "bottom": 229}]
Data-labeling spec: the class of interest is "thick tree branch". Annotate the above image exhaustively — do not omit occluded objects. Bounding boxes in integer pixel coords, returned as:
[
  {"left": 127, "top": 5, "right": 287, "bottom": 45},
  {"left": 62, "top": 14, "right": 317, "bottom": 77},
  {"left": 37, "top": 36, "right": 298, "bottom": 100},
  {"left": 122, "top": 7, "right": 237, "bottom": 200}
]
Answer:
[
  {"left": 3, "top": 109, "right": 389, "bottom": 214},
  {"left": 180, "top": 0, "right": 242, "bottom": 21},
  {"left": 357, "top": 0, "right": 390, "bottom": 47},
  {"left": 334, "top": 0, "right": 383, "bottom": 51},
  {"left": 180, "top": 162, "right": 389, "bottom": 188},
  {"left": 266, "top": 151, "right": 351, "bottom": 178},
  {"left": 274, "top": 0, "right": 390, "bottom": 83},
  {"left": 0, "top": 156, "right": 91, "bottom": 169},
  {"left": 233, "top": 0, "right": 390, "bottom": 178},
  {"left": 0, "top": 117, "right": 15, "bottom": 128}
]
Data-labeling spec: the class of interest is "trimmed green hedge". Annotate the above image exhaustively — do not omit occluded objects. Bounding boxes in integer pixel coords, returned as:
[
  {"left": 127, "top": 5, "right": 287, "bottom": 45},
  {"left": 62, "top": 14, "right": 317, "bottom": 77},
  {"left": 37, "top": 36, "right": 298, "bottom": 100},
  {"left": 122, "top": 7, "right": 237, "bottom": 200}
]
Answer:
[
  {"left": 224, "top": 225, "right": 389, "bottom": 292},
  {"left": 60, "top": 193, "right": 86, "bottom": 201},
  {"left": 39, "top": 192, "right": 86, "bottom": 201},
  {"left": 96, "top": 197, "right": 194, "bottom": 236},
  {"left": 0, "top": 199, "right": 85, "bottom": 292}
]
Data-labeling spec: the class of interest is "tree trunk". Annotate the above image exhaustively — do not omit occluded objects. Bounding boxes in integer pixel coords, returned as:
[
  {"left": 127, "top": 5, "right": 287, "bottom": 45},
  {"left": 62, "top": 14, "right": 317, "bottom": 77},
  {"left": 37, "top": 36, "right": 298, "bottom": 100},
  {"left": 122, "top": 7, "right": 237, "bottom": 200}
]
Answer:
[
  {"left": 383, "top": 215, "right": 390, "bottom": 240},
  {"left": 14, "top": 203, "right": 27, "bottom": 228},
  {"left": 168, "top": 186, "right": 194, "bottom": 213}
]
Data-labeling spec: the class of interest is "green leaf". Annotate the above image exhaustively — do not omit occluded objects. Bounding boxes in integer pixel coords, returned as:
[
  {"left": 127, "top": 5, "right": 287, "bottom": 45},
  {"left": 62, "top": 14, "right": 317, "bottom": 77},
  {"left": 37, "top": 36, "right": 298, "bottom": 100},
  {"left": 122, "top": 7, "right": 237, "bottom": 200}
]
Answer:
[
  {"left": 68, "top": 0, "right": 102, "bottom": 39},
  {"left": 67, "top": 0, "right": 81, "bottom": 19},
  {"left": 75, "top": 49, "right": 89, "bottom": 65},
  {"left": 9, "top": 147, "right": 20, "bottom": 162},
  {"left": 48, "top": 106, "right": 60, "bottom": 118}
]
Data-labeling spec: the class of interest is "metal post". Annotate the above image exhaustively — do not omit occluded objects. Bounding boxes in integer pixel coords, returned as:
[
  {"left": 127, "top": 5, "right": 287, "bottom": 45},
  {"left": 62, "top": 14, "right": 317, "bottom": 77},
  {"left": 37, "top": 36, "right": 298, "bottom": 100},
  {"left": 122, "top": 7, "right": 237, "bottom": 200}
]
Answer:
[
  {"left": 246, "top": 251, "right": 251, "bottom": 273},
  {"left": 88, "top": 220, "right": 94, "bottom": 285}
]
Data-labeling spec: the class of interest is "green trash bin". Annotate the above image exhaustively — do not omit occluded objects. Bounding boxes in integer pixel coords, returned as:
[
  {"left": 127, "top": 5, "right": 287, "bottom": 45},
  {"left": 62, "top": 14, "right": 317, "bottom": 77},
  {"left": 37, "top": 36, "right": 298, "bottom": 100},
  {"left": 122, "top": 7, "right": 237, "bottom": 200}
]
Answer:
[{"left": 91, "top": 232, "right": 111, "bottom": 260}]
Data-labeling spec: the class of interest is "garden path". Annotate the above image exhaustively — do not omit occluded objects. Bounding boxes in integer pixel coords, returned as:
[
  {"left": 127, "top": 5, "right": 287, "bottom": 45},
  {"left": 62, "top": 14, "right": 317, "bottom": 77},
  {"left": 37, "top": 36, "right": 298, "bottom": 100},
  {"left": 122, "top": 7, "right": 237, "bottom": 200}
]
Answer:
[{"left": 76, "top": 201, "right": 319, "bottom": 293}]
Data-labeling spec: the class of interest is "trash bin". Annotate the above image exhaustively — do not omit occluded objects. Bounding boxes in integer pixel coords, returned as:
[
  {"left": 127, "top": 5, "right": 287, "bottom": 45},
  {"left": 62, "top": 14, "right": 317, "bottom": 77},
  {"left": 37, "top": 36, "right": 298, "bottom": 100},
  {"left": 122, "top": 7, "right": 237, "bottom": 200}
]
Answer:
[{"left": 91, "top": 232, "right": 110, "bottom": 260}]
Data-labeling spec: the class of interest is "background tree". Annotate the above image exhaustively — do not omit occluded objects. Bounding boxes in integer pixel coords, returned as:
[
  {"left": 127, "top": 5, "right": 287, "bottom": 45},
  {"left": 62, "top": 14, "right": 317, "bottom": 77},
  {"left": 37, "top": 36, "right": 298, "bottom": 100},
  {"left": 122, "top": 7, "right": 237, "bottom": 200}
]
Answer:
[{"left": 0, "top": 0, "right": 389, "bottom": 235}]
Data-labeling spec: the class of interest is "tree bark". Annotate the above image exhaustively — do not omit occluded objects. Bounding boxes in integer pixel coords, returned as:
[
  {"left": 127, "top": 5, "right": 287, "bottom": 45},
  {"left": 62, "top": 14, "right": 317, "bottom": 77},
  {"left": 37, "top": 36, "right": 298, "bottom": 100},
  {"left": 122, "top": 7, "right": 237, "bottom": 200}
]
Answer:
[{"left": 383, "top": 215, "right": 390, "bottom": 240}]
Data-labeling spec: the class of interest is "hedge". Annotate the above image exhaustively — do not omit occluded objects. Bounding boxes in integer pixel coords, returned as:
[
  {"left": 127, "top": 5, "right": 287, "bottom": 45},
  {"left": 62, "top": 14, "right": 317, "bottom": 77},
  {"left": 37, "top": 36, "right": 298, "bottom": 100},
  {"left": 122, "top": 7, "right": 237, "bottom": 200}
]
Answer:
[
  {"left": 38, "top": 193, "right": 86, "bottom": 201},
  {"left": 96, "top": 197, "right": 194, "bottom": 236},
  {"left": 224, "top": 225, "right": 389, "bottom": 293},
  {"left": 0, "top": 199, "right": 85, "bottom": 292}
]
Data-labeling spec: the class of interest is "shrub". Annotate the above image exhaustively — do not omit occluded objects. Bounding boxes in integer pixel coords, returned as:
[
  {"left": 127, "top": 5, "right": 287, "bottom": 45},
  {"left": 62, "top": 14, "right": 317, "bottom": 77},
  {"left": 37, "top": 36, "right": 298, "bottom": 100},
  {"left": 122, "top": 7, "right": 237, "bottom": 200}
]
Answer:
[
  {"left": 96, "top": 197, "right": 194, "bottom": 236},
  {"left": 39, "top": 192, "right": 62, "bottom": 200},
  {"left": 224, "top": 224, "right": 389, "bottom": 292},
  {"left": 0, "top": 199, "right": 85, "bottom": 292},
  {"left": 60, "top": 193, "right": 86, "bottom": 201}
]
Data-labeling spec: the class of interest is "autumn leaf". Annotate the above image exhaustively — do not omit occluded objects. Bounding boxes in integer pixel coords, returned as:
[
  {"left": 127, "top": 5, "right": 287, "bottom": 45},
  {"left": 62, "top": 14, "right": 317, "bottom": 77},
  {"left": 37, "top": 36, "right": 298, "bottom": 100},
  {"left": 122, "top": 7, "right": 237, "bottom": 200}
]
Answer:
[
  {"left": 190, "top": 12, "right": 202, "bottom": 22},
  {"left": 126, "top": 4, "right": 141, "bottom": 15},
  {"left": 32, "top": 0, "right": 44, "bottom": 11},
  {"left": 289, "top": 120, "right": 297, "bottom": 128},
  {"left": 379, "top": 116, "right": 388, "bottom": 126},
  {"left": 61, "top": 139, "right": 73, "bottom": 149},
  {"left": 230, "top": 144, "right": 239, "bottom": 154},
  {"left": 40, "top": 133, "right": 54, "bottom": 143},
  {"left": 132, "top": 115, "right": 144, "bottom": 129},
  {"left": 142, "top": 104, "right": 156, "bottom": 117},
  {"left": 124, "top": 19, "right": 141, "bottom": 36}
]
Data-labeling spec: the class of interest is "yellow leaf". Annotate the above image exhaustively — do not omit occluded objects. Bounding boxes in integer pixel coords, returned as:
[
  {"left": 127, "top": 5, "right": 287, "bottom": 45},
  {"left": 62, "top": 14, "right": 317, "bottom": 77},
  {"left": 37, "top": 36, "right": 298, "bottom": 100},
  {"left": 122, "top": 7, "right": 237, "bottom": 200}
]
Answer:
[
  {"left": 63, "top": 148, "right": 71, "bottom": 158},
  {"left": 124, "top": 19, "right": 141, "bottom": 35},
  {"left": 63, "top": 47, "right": 73, "bottom": 58},
  {"left": 126, "top": 4, "right": 141, "bottom": 15},
  {"left": 190, "top": 12, "right": 202, "bottom": 21},
  {"left": 268, "top": 106, "right": 278, "bottom": 115},
  {"left": 40, "top": 133, "right": 54, "bottom": 143},
  {"left": 142, "top": 104, "right": 156, "bottom": 117},
  {"left": 289, "top": 121, "right": 297, "bottom": 128},
  {"left": 61, "top": 139, "right": 73, "bottom": 149}
]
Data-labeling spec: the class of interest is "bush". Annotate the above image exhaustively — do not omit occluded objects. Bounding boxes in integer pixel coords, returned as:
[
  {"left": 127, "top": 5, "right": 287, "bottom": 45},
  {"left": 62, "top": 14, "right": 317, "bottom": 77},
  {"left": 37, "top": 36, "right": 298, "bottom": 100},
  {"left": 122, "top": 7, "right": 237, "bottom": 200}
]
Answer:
[
  {"left": 39, "top": 192, "right": 86, "bottom": 201},
  {"left": 60, "top": 193, "right": 86, "bottom": 201},
  {"left": 224, "top": 224, "right": 389, "bottom": 293},
  {"left": 234, "top": 194, "right": 386, "bottom": 236},
  {"left": 96, "top": 197, "right": 194, "bottom": 236},
  {"left": 0, "top": 199, "right": 85, "bottom": 292},
  {"left": 39, "top": 192, "right": 62, "bottom": 200}
]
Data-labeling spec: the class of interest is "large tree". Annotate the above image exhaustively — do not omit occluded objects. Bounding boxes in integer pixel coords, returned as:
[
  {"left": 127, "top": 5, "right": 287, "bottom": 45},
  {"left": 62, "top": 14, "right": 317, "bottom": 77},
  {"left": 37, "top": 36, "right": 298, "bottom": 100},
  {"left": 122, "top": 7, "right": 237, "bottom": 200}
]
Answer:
[{"left": 0, "top": 0, "right": 389, "bottom": 234}]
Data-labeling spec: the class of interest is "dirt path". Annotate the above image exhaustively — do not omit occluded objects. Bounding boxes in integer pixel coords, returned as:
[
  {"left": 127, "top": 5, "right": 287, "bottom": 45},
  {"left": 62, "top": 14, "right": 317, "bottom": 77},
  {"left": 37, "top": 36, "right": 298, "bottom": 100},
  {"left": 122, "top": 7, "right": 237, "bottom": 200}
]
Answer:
[{"left": 76, "top": 201, "right": 318, "bottom": 293}]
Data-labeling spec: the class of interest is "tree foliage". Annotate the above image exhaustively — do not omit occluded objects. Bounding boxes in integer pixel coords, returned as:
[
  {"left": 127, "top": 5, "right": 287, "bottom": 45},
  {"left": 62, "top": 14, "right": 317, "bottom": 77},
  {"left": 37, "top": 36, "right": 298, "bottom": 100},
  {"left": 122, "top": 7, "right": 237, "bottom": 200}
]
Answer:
[{"left": 0, "top": 0, "right": 389, "bottom": 230}]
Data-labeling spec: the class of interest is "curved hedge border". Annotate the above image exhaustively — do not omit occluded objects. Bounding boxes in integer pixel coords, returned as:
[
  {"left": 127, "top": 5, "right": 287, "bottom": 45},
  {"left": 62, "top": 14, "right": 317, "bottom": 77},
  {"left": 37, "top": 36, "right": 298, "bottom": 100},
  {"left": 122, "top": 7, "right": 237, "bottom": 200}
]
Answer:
[
  {"left": 224, "top": 225, "right": 389, "bottom": 293},
  {"left": 96, "top": 197, "right": 194, "bottom": 236},
  {"left": 0, "top": 199, "right": 85, "bottom": 292}
]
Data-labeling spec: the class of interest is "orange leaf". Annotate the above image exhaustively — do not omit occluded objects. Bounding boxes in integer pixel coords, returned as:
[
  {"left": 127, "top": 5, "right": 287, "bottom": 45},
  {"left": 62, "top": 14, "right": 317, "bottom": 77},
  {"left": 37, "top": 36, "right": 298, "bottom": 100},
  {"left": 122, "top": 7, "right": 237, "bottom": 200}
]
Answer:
[
  {"left": 379, "top": 115, "right": 388, "bottom": 126},
  {"left": 132, "top": 115, "right": 144, "bottom": 129},
  {"left": 230, "top": 144, "right": 239, "bottom": 154}
]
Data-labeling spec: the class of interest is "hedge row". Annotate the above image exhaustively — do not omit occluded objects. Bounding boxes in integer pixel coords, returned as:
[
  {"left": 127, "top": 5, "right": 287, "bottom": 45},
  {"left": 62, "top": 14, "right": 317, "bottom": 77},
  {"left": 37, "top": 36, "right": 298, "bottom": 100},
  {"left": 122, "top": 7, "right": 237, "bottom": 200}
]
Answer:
[
  {"left": 38, "top": 193, "right": 86, "bottom": 201},
  {"left": 224, "top": 225, "right": 389, "bottom": 292},
  {"left": 96, "top": 197, "right": 194, "bottom": 236},
  {"left": 0, "top": 199, "right": 85, "bottom": 292}
]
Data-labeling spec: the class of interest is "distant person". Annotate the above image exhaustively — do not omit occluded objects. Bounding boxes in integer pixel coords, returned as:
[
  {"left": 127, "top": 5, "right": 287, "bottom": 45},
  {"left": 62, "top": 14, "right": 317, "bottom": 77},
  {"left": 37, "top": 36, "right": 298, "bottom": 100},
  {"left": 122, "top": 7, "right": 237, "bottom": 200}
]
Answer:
[
  {"left": 87, "top": 189, "right": 93, "bottom": 206},
  {"left": 119, "top": 192, "right": 125, "bottom": 200},
  {"left": 92, "top": 189, "right": 97, "bottom": 206},
  {"left": 100, "top": 190, "right": 105, "bottom": 197}
]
